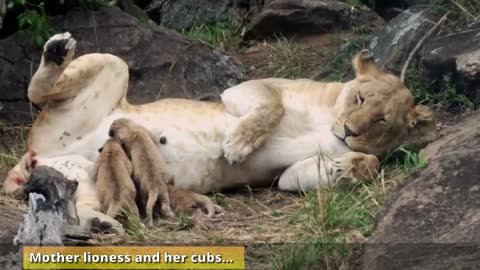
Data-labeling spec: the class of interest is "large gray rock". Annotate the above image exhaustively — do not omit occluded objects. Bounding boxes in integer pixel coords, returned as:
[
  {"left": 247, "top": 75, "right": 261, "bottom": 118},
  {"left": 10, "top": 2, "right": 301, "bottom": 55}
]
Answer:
[
  {"left": 369, "top": 9, "right": 435, "bottom": 74},
  {"left": 422, "top": 22, "right": 480, "bottom": 102},
  {"left": 361, "top": 0, "right": 435, "bottom": 19},
  {"left": 0, "top": 6, "right": 244, "bottom": 124},
  {"left": 145, "top": 0, "right": 258, "bottom": 30},
  {"left": 356, "top": 111, "right": 480, "bottom": 269},
  {"left": 0, "top": 0, "right": 5, "bottom": 31},
  {"left": 243, "top": 0, "right": 382, "bottom": 41}
]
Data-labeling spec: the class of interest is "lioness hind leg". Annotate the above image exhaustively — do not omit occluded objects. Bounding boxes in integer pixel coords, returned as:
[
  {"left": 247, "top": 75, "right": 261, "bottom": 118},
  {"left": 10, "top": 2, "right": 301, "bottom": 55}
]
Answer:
[
  {"left": 221, "top": 80, "right": 285, "bottom": 165},
  {"left": 28, "top": 32, "right": 77, "bottom": 104},
  {"left": 278, "top": 152, "right": 379, "bottom": 191}
]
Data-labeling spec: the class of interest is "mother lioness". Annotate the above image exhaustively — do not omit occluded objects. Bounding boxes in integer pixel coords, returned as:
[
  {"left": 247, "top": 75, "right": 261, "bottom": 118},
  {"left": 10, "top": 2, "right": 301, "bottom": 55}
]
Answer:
[{"left": 3, "top": 33, "right": 433, "bottom": 229}]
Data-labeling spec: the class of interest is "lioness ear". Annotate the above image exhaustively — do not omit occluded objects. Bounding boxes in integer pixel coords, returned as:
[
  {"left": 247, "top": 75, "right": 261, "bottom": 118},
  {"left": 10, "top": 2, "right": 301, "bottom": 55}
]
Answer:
[
  {"left": 353, "top": 49, "right": 380, "bottom": 77},
  {"left": 409, "top": 105, "right": 436, "bottom": 134}
]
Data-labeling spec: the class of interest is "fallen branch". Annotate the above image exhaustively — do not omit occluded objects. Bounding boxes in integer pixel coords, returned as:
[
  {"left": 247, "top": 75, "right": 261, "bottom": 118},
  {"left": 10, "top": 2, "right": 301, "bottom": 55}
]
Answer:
[{"left": 400, "top": 13, "right": 449, "bottom": 82}]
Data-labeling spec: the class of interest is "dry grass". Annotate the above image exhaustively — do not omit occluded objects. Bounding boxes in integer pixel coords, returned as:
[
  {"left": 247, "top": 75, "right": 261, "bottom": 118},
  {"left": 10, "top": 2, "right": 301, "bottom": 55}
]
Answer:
[
  {"left": 84, "top": 167, "right": 407, "bottom": 269},
  {"left": 0, "top": 121, "right": 413, "bottom": 269}
]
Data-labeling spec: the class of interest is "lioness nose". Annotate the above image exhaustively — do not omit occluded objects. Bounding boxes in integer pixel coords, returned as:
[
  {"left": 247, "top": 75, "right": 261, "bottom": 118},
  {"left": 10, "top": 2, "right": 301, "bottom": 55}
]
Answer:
[{"left": 344, "top": 124, "right": 359, "bottom": 137}]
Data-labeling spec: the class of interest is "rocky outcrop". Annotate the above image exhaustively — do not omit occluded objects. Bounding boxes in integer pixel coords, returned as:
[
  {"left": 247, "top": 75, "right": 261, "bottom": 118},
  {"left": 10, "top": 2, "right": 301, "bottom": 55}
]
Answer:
[
  {"left": 355, "top": 111, "right": 480, "bottom": 269},
  {"left": 0, "top": 6, "right": 244, "bottom": 124},
  {"left": 243, "top": 0, "right": 382, "bottom": 41},
  {"left": 145, "top": 0, "right": 259, "bottom": 30},
  {"left": 362, "top": 0, "right": 434, "bottom": 19},
  {"left": 422, "top": 22, "right": 480, "bottom": 102},
  {"left": 369, "top": 9, "right": 436, "bottom": 74},
  {"left": 0, "top": 0, "right": 5, "bottom": 31}
]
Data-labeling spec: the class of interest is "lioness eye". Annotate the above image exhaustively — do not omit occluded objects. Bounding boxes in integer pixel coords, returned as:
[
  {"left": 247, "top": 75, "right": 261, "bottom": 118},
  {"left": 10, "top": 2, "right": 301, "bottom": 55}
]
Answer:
[{"left": 357, "top": 94, "right": 365, "bottom": 105}]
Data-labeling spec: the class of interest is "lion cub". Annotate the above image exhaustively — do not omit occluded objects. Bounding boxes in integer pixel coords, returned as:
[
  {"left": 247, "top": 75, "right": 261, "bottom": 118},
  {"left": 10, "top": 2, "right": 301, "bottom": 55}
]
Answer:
[
  {"left": 109, "top": 118, "right": 174, "bottom": 226},
  {"left": 95, "top": 138, "right": 139, "bottom": 218}
]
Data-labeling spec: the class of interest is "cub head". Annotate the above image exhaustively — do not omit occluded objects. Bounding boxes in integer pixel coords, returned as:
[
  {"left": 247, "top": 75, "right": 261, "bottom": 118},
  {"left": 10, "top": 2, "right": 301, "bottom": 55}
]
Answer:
[
  {"left": 109, "top": 118, "right": 138, "bottom": 142},
  {"left": 331, "top": 50, "right": 435, "bottom": 156}
]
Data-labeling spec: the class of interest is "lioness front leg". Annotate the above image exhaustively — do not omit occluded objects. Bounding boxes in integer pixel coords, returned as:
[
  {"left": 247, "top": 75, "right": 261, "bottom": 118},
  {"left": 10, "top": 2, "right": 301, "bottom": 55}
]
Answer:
[
  {"left": 278, "top": 152, "right": 379, "bottom": 191},
  {"left": 221, "top": 80, "right": 285, "bottom": 165},
  {"left": 28, "top": 32, "right": 77, "bottom": 104}
]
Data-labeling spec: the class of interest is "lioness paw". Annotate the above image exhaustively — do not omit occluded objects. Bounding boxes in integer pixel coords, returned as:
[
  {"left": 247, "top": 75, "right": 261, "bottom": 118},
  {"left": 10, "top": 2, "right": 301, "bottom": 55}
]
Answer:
[
  {"left": 329, "top": 153, "right": 379, "bottom": 184},
  {"left": 88, "top": 217, "right": 122, "bottom": 234},
  {"left": 43, "top": 32, "right": 76, "bottom": 67},
  {"left": 223, "top": 136, "right": 254, "bottom": 165}
]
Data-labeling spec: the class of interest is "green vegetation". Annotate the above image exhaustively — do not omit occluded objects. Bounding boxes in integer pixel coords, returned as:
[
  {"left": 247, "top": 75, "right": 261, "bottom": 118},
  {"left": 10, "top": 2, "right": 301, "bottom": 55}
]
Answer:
[
  {"left": 6, "top": 0, "right": 115, "bottom": 47},
  {"left": 421, "top": 0, "right": 480, "bottom": 24},
  {"left": 273, "top": 182, "right": 385, "bottom": 270},
  {"left": 181, "top": 21, "right": 238, "bottom": 52},
  {"left": 384, "top": 146, "right": 428, "bottom": 174},
  {"left": 405, "top": 63, "right": 474, "bottom": 113},
  {"left": 123, "top": 210, "right": 147, "bottom": 241}
]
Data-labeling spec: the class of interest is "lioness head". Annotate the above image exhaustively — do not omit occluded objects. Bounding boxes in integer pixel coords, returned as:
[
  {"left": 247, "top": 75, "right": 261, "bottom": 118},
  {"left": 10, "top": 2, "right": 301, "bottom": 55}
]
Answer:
[{"left": 331, "top": 50, "right": 435, "bottom": 156}]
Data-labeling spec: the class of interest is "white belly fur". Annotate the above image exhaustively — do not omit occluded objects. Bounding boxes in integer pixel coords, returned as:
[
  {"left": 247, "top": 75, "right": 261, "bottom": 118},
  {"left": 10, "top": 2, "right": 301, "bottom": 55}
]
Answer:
[{"left": 52, "top": 103, "right": 348, "bottom": 194}]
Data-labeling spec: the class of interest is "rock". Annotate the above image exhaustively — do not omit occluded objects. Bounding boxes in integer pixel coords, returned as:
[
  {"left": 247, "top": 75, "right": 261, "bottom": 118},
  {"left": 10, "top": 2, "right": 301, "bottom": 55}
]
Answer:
[
  {"left": 356, "top": 111, "right": 480, "bottom": 270},
  {"left": 0, "top": 6, "right": 244, "bottom": 124},
  {"left": 145, "top": 0, "right": 257, "bottom": 30},
  {"left": 14, "top": 166, "right": 96, "bottom": 246},
  {"left": 422, "top": 22, "right": 480, "bottom": 102},
  {"left": 0, "top": 0, "right": 5, "bottom": 30},
  {"left": 361, "top": 0, "right": 433, "bottom": 19},
  {"left": 243, "top": 0, "right": 382, "bottom": 41},
  {"left": 369, "top": 9, "right": 436, "bottom": 74}
]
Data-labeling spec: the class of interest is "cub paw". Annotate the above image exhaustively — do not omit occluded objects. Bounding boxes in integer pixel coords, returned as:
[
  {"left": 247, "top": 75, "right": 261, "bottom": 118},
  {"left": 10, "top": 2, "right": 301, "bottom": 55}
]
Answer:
[
  {"left": 168, "top": 186, "right": 223, "bottom": 218},
  {"left": 43, "top": 32, "right": 76, "bottom": 67}
]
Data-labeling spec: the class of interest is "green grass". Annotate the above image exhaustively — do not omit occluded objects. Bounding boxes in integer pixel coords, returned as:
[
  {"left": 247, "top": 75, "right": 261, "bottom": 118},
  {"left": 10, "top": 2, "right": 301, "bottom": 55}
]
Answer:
[
  {"left": 272, "top": 180, "right": 385, "bottom": 269},
  {"left": 405, "top": 63, "right": 474, "bottom": 113},
  {"left": 181, "top": 21, "right": 238, "bottom": 52},
  {"left": 384, "top": 146, "right": 428, "bottom": 174},
  {"left": 123, "top": 210, "right": 147, "bottom": 241},
  {"left": 420, "top": 0, "right": 480, "bottom": 24}
]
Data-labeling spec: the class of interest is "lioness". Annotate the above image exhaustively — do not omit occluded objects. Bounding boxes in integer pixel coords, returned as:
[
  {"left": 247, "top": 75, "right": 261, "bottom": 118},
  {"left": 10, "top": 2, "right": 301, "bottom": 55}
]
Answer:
[{"left": 2, "top": 33, "right": 434, "bottom": 229}]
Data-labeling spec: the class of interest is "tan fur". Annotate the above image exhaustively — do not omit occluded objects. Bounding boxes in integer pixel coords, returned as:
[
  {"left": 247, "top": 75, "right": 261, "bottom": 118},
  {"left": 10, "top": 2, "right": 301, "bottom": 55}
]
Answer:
[
  {"left": 167, "top": 185, "right": 222, "bottom": 218},
  {"left": 2, "top": 33, "right": 436, "bottom": 230},
  {"left": 95, "top": 138, "right": 138, "bottom": 218},
  {"left": 330, "top": 49, "right": 434, "bottom": 156},
  {"left": 110, "top": 118, "right": 174, "bottom": 226}
]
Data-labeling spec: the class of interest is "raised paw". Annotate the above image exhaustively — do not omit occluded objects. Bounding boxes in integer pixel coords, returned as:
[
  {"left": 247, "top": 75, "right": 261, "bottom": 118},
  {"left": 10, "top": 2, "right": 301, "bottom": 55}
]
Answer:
[
  {"left": 43, "top": 32, "right": 76, "bottom": 67},
  {"left": 329, "top": 152, "right": 379, "bottom": 185}
]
